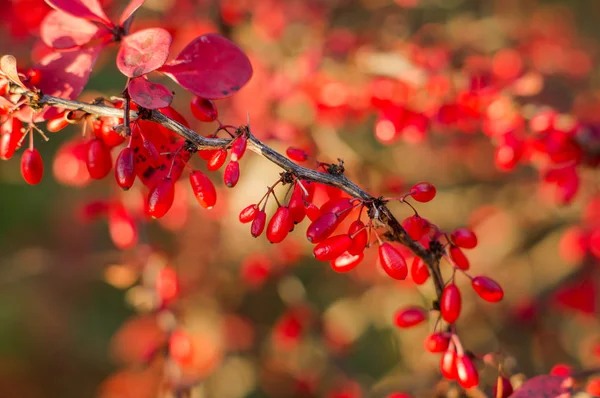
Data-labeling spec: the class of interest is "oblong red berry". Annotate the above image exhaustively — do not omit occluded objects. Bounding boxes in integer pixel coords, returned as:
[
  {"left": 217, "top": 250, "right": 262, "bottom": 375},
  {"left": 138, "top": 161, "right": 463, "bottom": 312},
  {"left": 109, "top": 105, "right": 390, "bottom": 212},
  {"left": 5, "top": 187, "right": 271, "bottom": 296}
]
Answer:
[
  {"left": 286, "top": 147, "right": 309, "bottom": 162},
  {"left": 21, "top": 148, "right": 44, "bottom": 185},
  {"left": 190, "top": 97, "right": 218, "bottom": 122},
  {"left": 378, "top": 242, "right": 408, "bottom": 280},
  {"left": 169, "top": 330, "right": 193, "bottom": 365},
  {"left": 403, "top": 215, "right": 425, "bottom": 241},
  {"left": 393, "top": 306, "right": 427, "bottom": 328},
  {"left": 330, "top": 252, "right": 363, "bottom": 273},
  {"left": 156, "top": 267, "right": 179, "bottom": 303},
  {"left": 493, "top": 376, "right": 513, "bottom": 398},
  {"left": 424, "top": 332, "right": 450, "bottom": 353},
  {"left": 207, "top": 148, "right": 227, "bottom": 171},
  {"left": 251, "top": 210, "right": 267, "bottom": 237},
  {"left": 440, "top": 283, "right": 461, "bottom": 324},
  {"left": 147, "top": 177, "right": 175, "bottom": 218},
  {"left": 288, "top": 184, "right": 306, "bottom": 224},
  {"left": 239, "top": 204, "right": 258, "bottom": 223},
  {"left": 440, "top": 348, "right": 458, "bottom": 380},
  {"left": 456, "top": 355, "right": 479, "bottom": 389},
  {"left": 471, "top": 276, "right": 504, "bottom": 302},
  {"left": 1, "top": 118, "right": 24, "bottom": 160},
  {"left": 449, "top": 246, "right": 469, "bottom": 270},
  {"left": 320, "top": 197, "right": 353, "bottom": 217},
  {"left": 306, "top": 212, "right": 339, "bottom": 244},
  {"left": 411, "top": 257, "right": 429, "bottom": 285},
  {"left": 230, "top": 136, "right": 247, "bottom": 161},
  {"left": 348, "top": 220, "right": 368, "bottom": 255},
  {"left": 409, "top": 182, "right": 436, "bottom": 202},
  {"left": 86, "top": 139, "right": 112, "bottom": 179},
  {"left": 305, "top": 202, "right": 321, "bottom": 221},
  {"left": 451, "top": 228, "right": 478, "bottom": 249},
  {"left": 223, "top": 160, "right": 240, "bottom": 188},
  {"left": 189, "top": 170, "right": 217, "bottom": 209},
  {"left": 313, "top": 234, "right": 353, "bottom": 261},
  {"left": 267, "top": 206, "right": 292, "bottom": 243},
  {"left": 46, "top": 112, "right": 70, "bottom": 133},
  {"left": 115, "top": 147, "right": 135, "bottom": 190}
]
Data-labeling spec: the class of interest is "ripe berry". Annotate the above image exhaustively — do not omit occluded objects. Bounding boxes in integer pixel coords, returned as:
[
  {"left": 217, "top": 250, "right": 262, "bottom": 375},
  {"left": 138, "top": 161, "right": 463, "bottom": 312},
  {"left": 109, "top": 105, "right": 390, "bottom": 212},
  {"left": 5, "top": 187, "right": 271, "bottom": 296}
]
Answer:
[
  {"left": 471, "top": 276, "right": 504, "bottom": 302},
  {"left": 449, "top": 245, "right": 469, "bottom": 270},
  {"left": 411, "top": 257, "right": 429, "bottom": 285},
  {"left": 550, "top": 363, "right": 572, "bottom": 377},
  {"left": 230, "top": 136, "right": 247, "bottom": 161},
  {"left": 493, "top": 376, "right": 513, "bottom": 398},
  {"left": 440, "top": 348, "right": 458, "bottom": 380},
  {"left": 330, "top": 252, "right": 363, "bottom": 273},
  {"left": 403, "top": 215, "right": 426, "bottom": 241},
  {"left": 306, "top": 212, "right": 339, "bottom": 243},
  {"left": 207, "top": 148, "right": 227, "bottom": 171},
  {"left": 86, "top": 139, "right": 112, "bottom": 179},
  {"left": 239, "top": 204, "right": 259, "bottom": 223},
  {"left": 147, "top": 177, "right": 175, "bottom": 218},
  {"left": 26, "top": 68, "right": 42, "bottom": 86},
  {"left": 224, "top": 160, "right": 240, "bottom": 187},
  {"left": 115, "top": 147, "right": 135, "bottom": 190},
  {"left": 286, "top": 147, "right": 309, "bottom": 162},
  {"left": 190, "top": 96, "right": 218, "bottom": 122},
  {"left": 441, "top": 283, "right": 462, "bottom": 324},
  {"left": 424, "top": 332, "right": 450, "bottom": 353},
  {"left": 21, "top": 148, "right": 44, "bottom": 185},
  {"left": 348, "top": 220, "right": 368, "bottom": 255},
  {"left": 189, "top": 170, "right": 217, "bottom": 209},
  {"left": 451, "top": 228, "right": 478, "bottom": 249},
  {"left": 393, "top": 306, "right": 427, "bottom": 328},
  {"left": 288, "top": 185, "right": 307, "bottom": 224},
  {"left": 251, "top": 210, "right": 267, "bottom": 237},
  {"left": 267, "top": 206, "right": 293, "bottom": 243},
  {"left": 0, "top": 118, "right": 24, "bottom": 160},
  {"left": 409, "top": 182, "right": 436, "bottom": 202},
  {"left": 320, "top": 197, "right": 353, "bottom": 219},
  {"left": 46, "top": 112, "right": 70, "bottom": 133},
  {"left": 313, "top": 234, "right": 353, "bottom": 261},
  {"left": 156, "top": 267, "right": 179, "bottom": 302},
  {"left": 456, "top": 355, "right": 479, "bottom": 389},
  {"left": 108, "top": 205, "right": 137, "bottom": 249},
  {"left": 378, "top": 242, "right": 408, "bottom": 280},
  {"left": 169, "top": 330, "right": 193, "bottom": 365},
  {"left": 305, "top": 202, "right": 321, "bottom": 221}
]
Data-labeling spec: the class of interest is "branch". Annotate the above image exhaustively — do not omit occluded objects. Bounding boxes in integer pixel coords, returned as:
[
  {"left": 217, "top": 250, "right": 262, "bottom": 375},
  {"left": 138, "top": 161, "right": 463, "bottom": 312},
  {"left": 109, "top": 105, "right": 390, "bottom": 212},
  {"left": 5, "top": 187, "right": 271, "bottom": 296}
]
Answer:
[{"left": 18, "top": 89, "right": 446, "bottom": 298}]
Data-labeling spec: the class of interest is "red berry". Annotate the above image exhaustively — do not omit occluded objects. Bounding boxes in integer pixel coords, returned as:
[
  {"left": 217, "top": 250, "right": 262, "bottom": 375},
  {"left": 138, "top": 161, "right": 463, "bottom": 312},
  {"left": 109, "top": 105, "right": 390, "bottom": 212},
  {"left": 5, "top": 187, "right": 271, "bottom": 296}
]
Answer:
[
  {"left": 1, "top": 118, "right": 24, "bottom": 160},
  {"left": 471, "top": 276, "right": 504, "bottom": 303},
  {"left": 378, "top": 242, "right": 408, "bottom": 280},
  {"left": 230, "top": 136, "right": 247, "bottom": 161},
  {"left": 86, "top": 139, "right": 112, "bottom": 179},
  {"left": 27, "top": 68, "right": 42, "bottom": 86},
  {"left": 393, "top": 306, "right": 427, "bottom": 328},
  {"left": 267, "top": 206, "right": 293, "bottom": 243},
  {"left": 456, "top": 355, "right": 479, "bottom": 389},
  {"left": 493, "top": 376, "right": 514, "bottom": 398},
  {"left": 550, "top": 363, "right": 572, "bottom": 377},
  {"left": 449, "top": 245, "right": 469, "bottom": 270},
  {"left": 239, "top": 204, "right": 259, "bottom": 223},
  {"left": 156, "top": 267, "right": 179, "bottom": 302},
  {"left": 224, "top": 160, "right": 240, "bottom": 187},
  {"left": 286, "top": 147, "right": 309, "bottom": 162},
  {"left": 348, "top": 220, "right": 368, "bottom": 255},
  {"left": 169, "top": 330, "right": 193, "bottom": 365},
  {"left": 305, "top": 202, "right": 321, "bottom": 221},
  {"left": 451, "top": 228, "right": 478, "bottom": 249},
  {"left": 403, "top": 215, "right": 426, "bottom": 240},
  {"left": 320, "top": 198, "right": 353, "bottom": 219},
  {"left": 108, "top": 205, "right": 137, "bottom": 249},
  {"left": 115, "top": 147, "right": 135, "bottom": 190},
  {"left": 409, "top": 182, "right": 436, "bottom": 202},
  {"left": 410, "top": 257, "right": 429, "bottom": 285},
  {"left": 330, "top": 252, "right": 363, "bottom": 273},
  {"left": 46, "top": 112, "right": 70, "bottom": 133},
  {"left": 190, "top": 96, "right": 218, "bottom": 122},
  {"left": 440, "top": 348, "right": 458, "bottom": 380},
  {"left": 306, "top": 212, "right": 339, "bottom": 243},
  {"left": 251, "top": 210, "right": 267, "bottom": 237},
  {"left": 313, "top": 234, "right": 353, "bottom": 261},
  {"left": 207, "top": 148, "right": 227, "bottom": 171},
  {"left": 288, "top": 184, "right": 307, "bottom": 224},
  {"left": 21, "top": 148, "right": 44, "bottom": 185},
  {"left": 440, "top": 283, "right": 461, "bottom": 324},
  {"left": 189, "top": 170, "right": 217, "bottom": 209},
  {"left": 147, "top": 177, "right": 175, "bottom": 218},
  {"left": 424, "top": 332, "right": 450, "bottom": 353},
  {"left": 96, "top": 117, "right": 126, "bottom": 148}
]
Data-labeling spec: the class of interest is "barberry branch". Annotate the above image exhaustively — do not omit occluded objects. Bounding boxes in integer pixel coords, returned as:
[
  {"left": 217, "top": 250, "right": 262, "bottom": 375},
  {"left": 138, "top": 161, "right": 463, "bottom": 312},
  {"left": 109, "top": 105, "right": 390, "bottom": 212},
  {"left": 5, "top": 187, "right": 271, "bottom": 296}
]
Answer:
[{"left": 16, "top": 87, "right": 445, "bottom": 298}]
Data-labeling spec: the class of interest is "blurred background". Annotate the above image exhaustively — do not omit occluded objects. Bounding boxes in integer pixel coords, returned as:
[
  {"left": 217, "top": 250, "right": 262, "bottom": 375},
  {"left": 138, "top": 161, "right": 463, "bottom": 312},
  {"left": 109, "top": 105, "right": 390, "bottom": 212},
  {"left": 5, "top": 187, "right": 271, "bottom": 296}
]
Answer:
[{"left": 2, "top": 0, "right": 600, "bottom": 397}]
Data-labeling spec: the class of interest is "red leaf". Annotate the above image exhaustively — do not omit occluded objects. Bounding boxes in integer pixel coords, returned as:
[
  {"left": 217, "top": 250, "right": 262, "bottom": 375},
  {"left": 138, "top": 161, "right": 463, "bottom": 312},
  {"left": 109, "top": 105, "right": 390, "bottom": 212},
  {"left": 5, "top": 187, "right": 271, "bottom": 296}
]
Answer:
[
  {"left": 160, "top": 33, "right": 253, "bottom": 99},
  {"left": 119, "top": 0, "right": 145, "bottom": 26},
  {"left": 44, "top": 0, "right": 112, "bottom": 26},
  {"left": 117, "top": 28, "right": 172, "bottom": 78},
  {"left": 41, "top": 10, "right": 100, "bottom": 49},
  {"left": 128, "top": 77, "right": 173, "bottom": 109},
  {"left": 509, "top": 375, "right": 568, "bottom": 397}
]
